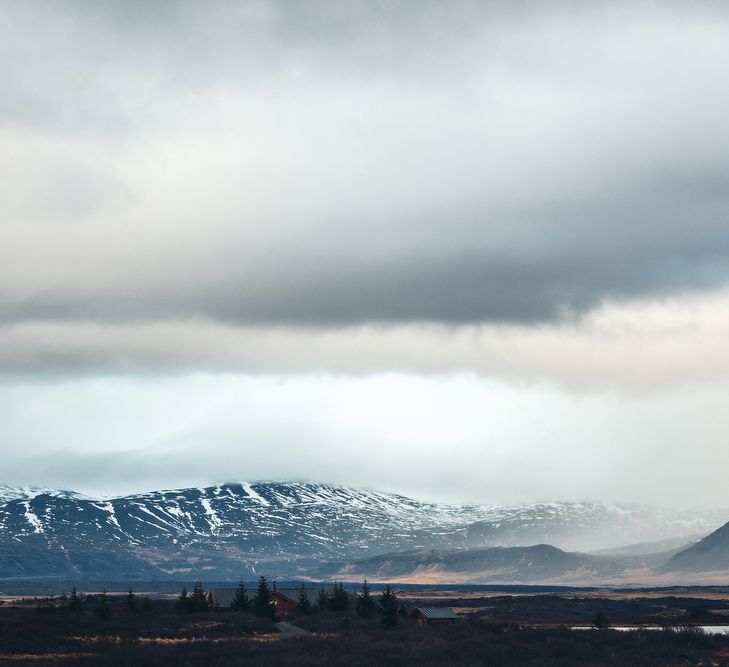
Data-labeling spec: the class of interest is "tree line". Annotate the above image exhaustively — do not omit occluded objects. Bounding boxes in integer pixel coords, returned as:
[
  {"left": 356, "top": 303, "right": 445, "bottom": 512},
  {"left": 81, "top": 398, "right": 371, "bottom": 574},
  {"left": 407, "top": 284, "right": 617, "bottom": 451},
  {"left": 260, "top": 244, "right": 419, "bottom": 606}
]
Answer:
[
  {"left": 36, "top": 586, "right": 153, "bottom": 618},
  {"left": 35, "top": 577, "right": 404, "bottom": 628},
  {"left": 179, "top": 576, "right": 404, "bottom": 627}
]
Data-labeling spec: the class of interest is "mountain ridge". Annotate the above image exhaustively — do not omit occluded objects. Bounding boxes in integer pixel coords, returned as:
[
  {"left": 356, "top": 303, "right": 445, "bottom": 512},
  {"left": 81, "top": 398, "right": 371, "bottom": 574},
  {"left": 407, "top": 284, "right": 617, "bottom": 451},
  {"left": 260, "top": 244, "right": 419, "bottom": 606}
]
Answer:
[
  {"left": 0, "top": 481, "right": 727, "bottom": 582},
  {"left": 662, "top": 520, "right": 729, "bottom": 574}
]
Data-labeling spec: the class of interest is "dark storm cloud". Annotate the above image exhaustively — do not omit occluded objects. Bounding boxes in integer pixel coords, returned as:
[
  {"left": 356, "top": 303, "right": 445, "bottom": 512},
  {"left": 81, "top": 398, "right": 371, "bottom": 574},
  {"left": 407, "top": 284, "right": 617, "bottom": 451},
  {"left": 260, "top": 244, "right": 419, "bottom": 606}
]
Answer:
[
  {"left": 2, "top": 0, "right": 729, "bottom": 330},
  {"left": 3, "top": 187, "right": 729, "bottom": 326}
]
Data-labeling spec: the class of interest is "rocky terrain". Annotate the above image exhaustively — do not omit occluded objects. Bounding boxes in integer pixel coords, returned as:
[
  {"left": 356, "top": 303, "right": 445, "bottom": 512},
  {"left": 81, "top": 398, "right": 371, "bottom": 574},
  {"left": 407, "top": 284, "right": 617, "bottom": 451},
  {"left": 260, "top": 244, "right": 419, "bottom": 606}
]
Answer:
[{"left": 0, "top": 482, "right": 726, "bottom": 582}]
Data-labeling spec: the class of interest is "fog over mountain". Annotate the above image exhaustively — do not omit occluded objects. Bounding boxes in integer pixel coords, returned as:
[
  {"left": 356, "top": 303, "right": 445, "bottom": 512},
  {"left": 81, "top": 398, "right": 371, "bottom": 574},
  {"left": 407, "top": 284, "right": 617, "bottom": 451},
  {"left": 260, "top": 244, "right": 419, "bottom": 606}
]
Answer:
[
  {"left": 1, "top": 482, "right": 726, "bottom": 583},
  {"left": 2, "top": 1, "right": 729, "bottom": 506}
]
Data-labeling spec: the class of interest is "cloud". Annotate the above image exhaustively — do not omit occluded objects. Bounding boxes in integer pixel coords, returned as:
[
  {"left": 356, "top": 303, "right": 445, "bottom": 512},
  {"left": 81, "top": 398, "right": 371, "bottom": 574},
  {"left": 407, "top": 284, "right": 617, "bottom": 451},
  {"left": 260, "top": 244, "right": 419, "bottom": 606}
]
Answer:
[
  {"left": 2, "top": 1, "right": 729, "bottom": 334},
  {"left": 3, "top": 2, "right": 729, "bottom": 504},
  {"left": 2, "top": 289, "right": 729, "bottom": 391},
  {"left": 2, "top": 371, "right": 729, "bottom": 507}
]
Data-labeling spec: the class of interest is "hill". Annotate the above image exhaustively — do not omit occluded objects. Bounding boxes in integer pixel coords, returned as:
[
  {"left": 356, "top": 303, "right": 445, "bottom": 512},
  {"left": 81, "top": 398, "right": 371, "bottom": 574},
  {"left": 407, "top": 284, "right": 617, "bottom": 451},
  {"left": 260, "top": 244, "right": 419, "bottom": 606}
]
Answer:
[
  {"left": 663, "top": 521, "right": 729, "bottom": 574},
  {"left": 320, "top": 543, "right": 677, "bottom": 585}
]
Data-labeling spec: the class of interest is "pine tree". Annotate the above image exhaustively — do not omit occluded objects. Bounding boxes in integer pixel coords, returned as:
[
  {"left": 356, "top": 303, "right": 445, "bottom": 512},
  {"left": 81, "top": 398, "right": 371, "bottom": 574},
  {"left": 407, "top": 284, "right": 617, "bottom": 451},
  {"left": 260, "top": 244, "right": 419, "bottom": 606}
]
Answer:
[
  {"left": 253, "top": 576, "right": 275, "bottom": 618},
  {"left": 379, "top": 585, "right": 399, "bottom": 628},
  {"left": 67, "top": 587, "right": 83, "bottom": 613},
  {"left": 126, "top": 587, "right": 137, "bottom": 612},
  {"left": 297, "top": 583, "right": 311, "bottom": 615},
  {"left": 231, "top": 580, "right": 249, "bottom": 611},
  {"left": 188, "top": 582, "right": 209, "bottom": 612},
  {"left": 316, "top": 585, "right": 329, "bottom": 612},
  {"left": 355, "top": 579, "right": 376, "bottom": 618},
  {"left": 176, "top": 585, "right": 189, "bottom": 610},
  {"left": 328, "top": 581, "right": 350, "bottom": 612},
  {"left": 94, "top": 589, "right": 111, "bottom": 620}
]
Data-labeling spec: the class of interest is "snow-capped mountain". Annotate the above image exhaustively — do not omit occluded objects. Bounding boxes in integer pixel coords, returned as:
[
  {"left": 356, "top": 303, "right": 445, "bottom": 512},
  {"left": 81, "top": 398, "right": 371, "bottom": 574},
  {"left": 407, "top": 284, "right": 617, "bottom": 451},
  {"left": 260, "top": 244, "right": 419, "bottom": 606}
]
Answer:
[
  {"left": 0, "top": 482, "right": 725, "bottom": 580},
  {"left": 0, "top": 486, "right": 82, "bottom": 504}
]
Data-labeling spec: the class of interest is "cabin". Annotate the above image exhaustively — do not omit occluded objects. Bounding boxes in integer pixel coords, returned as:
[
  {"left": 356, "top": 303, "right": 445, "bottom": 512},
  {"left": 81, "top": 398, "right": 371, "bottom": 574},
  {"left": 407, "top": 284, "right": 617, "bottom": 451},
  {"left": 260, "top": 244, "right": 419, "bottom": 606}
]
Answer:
[
  {"left": 413, "top": 607, "right": 459, "bottom": 625},
  {"left": 209, "top": 583, "right": 318, "bottom": 617},
  {"left": 272, "top": 586, "right": 318, "bottom": 609},
  {"left": 270, "top": 588, "right": 297, "bottom": 615},
  {"left": 209, "top": 589, "right": 237, "bottom": 607}
]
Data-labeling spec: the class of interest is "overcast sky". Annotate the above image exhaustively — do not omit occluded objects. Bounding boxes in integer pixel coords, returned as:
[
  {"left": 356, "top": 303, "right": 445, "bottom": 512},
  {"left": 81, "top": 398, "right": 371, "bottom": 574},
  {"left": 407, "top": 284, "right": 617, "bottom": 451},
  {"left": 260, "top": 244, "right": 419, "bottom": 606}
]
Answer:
[{"left": 2, "top": 0, "right": 729, "bottom": 506}]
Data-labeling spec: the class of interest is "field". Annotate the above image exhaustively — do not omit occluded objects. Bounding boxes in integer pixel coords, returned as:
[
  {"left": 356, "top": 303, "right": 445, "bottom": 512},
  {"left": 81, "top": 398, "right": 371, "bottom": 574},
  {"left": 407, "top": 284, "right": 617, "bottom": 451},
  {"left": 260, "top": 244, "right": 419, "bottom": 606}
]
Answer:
[{"left": 2, "top": 587, "right": 729, "bottom": 665}]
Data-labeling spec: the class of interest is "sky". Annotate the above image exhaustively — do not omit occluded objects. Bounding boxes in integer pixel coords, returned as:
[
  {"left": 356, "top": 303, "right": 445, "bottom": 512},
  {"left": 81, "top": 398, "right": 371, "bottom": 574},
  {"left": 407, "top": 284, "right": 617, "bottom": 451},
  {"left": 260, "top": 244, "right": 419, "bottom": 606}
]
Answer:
[{"left": 2, "top": 0, "right": 729, "bottom": 506}]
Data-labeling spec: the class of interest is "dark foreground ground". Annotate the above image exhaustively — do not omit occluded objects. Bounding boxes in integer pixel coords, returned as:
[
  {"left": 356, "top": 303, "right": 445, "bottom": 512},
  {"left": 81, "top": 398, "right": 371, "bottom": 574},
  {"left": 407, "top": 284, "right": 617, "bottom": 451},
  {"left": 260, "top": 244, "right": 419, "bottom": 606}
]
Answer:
[{"left": 2, "top": 590, "right": 729, "bottom": 665}]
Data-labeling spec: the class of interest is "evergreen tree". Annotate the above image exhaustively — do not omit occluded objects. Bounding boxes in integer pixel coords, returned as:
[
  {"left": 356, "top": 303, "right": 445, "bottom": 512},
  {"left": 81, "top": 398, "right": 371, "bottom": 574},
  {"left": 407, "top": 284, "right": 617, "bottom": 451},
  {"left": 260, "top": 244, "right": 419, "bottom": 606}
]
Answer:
[
  {"left": 126, "top": 587, "right": 137, "bottom": 612},
  {"left": 328, "top": 581, "right": 350, "bottom": 612},
  {"left": 231, "top": 580, "right": 250, "bottom": 611},
  {"left": 379, "top": 585, "right": 399, "bottom": 628},
  {"left": 355, "top": 579, "right": 376, "bottom": 618},
  {"left": 176, "top": 585, "right": 189, "bottom": 610},
  {"left": 94, "top": 589, "right": 111, "bottom": 620},
  {"left": 67, "top": 587, "right": 83, "bottom": 613},
  {"left": 253, "top": 576, "right": 275, "bottom": 618},
  {"left": 142, "top": 596, "right": 153, "bottom": 612},
  {"left": 188, "top": 582, "right": 209, "bottom": 612},
  {"left": 316, "top": 585, "right": 329, "bottom": 612},
  {"left": 297, "top": 583, "right": 311, "bottom": 615}
]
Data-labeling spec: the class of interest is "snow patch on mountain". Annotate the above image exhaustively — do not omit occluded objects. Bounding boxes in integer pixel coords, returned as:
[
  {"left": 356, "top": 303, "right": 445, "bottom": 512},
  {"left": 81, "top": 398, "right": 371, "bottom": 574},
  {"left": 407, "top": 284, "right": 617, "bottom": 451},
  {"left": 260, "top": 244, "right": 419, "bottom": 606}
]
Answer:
[
  {"left": 200, "top": 497, "right": 223, "bottom": 532},
  {"left": 0, "top": 481, "right": 727, "bottom": 580},
  {"left": 21, "top": 501, "right": 44, "bottom": 534},
  {"left": 242, "top": 483, "right": 270, "bottom": 506},
  {"left": 91, "top": 501, "right": 121, "bottom": 530}
]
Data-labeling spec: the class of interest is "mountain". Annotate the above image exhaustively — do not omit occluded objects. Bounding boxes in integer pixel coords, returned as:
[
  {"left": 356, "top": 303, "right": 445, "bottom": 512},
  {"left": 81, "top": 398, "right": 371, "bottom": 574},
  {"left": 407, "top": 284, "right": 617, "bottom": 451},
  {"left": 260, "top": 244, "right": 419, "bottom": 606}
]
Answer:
[
  {"left": 588, "top": 534, "right": 702, "bottom": 557},
  {"left": 456, "top": 505, "right": 719, "bottom": 553},
  {"left": 663, "top": 520, "right": 729, "bottom": 574},
  {"left": 0, "top": 482, "right": 725, "bottom": 581},
  {"left": 0, "top": 486, "right": 80, "bottom": 504},
  {"left": 319, "top": 543, "right": 672, "bottom": 585}
]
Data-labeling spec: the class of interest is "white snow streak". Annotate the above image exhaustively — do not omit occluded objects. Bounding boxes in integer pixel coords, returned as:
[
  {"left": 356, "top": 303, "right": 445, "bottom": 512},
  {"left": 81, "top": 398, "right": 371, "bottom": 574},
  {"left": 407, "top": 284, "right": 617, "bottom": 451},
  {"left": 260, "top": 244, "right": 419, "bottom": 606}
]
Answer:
[
  {"left": 200, "top": 498, "right": 223, "bottom": 531},
  {"left": 242, "top": 483, "right": 269, "bottom": 506},
  {"left": 21, "top": 501, "right": 44, "bottom": 534},
  {"left": 92, "top": 501, "right": 121, "bottom": 529}
]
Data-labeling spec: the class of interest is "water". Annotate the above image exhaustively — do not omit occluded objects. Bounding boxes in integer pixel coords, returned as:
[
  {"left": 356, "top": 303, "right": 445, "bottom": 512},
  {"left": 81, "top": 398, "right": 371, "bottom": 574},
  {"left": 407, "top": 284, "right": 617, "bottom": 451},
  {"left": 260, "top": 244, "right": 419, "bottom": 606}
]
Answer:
[{"left": 571, "top": 625, "right": 729, "bottom": 635}]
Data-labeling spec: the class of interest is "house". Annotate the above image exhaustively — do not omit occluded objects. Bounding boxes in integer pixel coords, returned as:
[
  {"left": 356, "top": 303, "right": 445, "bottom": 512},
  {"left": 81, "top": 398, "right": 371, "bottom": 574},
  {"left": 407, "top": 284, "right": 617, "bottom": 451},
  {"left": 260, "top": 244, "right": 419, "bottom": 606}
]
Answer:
[
  {"left": 270, "top": 585, "right": 297, "bottom": 615},
  {"left": 272, "top": 586, "right": 318, "bottom": 609},
  {"left": 209, "top": 589, "right": 237, "bottom": 607},
  {"left": 413, "top": 607, "right": 459, "bottom": 625},
  {"left": 209, "top": 583, "right": 319, "bottom": 617}
]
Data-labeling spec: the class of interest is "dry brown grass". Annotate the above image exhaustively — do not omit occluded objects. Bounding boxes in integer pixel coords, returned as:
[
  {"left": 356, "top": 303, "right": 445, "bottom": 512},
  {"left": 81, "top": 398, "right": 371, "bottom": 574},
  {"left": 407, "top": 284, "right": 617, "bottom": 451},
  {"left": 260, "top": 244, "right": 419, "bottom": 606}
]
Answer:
[
  {"left": 0, "top": 653, "right": 96, "bottom": 662},
  {"left": 397, "top": 586, "right": 729, "bottom": 604}
]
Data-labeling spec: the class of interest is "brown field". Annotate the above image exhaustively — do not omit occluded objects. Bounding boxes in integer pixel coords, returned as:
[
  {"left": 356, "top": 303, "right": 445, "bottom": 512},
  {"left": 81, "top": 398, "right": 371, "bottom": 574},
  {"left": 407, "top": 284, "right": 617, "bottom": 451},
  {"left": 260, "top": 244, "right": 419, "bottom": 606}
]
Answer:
[{"left": 2, "top": 587, "right": 729, "bottom": 665}]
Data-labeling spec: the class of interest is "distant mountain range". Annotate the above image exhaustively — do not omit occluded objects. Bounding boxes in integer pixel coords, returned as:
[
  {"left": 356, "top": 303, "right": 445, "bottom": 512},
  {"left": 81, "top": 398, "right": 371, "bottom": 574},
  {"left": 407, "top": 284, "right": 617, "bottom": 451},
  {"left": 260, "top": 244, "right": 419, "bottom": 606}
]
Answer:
[
  {"left": 320, "top": 543, "right": 665, "bottom": 585},
  {"left": 0, "top": 482, "right": 727, "bottom": 584},
  {"left": 326, "top": 520, "right": 729, "bottom": 586}
]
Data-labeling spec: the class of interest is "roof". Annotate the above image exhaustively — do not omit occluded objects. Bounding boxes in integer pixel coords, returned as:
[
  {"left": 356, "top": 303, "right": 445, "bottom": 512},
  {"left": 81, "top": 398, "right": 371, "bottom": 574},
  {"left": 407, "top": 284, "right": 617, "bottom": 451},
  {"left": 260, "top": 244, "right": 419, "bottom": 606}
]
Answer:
[
  {"left": 274, "top": 588, "right": 319, "bottom": 606},
  {"left": 209, "top": 587, "right": 319, "bottom": 607},
  {"left": 210, "top": 589, "right": 237, "bottom": 607},
  {"left": 415, "top": 607, "right": 459, "bottom": 620}
]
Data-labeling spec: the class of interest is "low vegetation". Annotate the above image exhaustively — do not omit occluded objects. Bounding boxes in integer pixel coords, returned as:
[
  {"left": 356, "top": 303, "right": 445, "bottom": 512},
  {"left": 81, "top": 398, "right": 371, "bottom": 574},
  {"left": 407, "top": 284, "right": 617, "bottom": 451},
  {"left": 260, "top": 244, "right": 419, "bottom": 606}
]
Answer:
[{"left": 2, "top": 585, "right": 729, "bottom": 665}]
